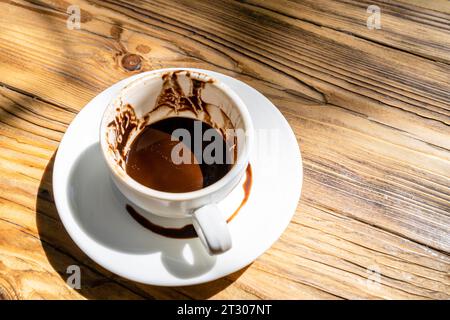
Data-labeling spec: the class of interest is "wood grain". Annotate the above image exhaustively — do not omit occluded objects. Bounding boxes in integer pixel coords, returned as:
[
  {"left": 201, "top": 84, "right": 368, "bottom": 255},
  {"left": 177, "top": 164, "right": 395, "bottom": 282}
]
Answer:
[{"left": 0, "top": 0, "right": 449, "bottom": 299}]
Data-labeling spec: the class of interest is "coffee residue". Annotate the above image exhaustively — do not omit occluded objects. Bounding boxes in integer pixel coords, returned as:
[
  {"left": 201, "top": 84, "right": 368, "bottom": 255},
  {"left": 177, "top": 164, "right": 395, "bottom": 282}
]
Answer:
[
  {"left": 106, "top": 71, "right": 235, "bottom": 170},
  {"left": 125, "top": 163, "right": 252, "bottom": 239},
  {"left": 158, "top": 71, "right": 212, "bottom": 116},
  {"left": 125, "top": 117, "right": 233, "bottom": 193},
  {"left": 106, "top": 104, "right": 138, "bottom": 167}
]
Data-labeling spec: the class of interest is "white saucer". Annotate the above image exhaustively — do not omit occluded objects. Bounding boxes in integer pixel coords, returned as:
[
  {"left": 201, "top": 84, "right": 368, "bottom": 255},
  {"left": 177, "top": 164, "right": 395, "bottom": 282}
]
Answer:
[{"left": 53, "top": 68, "right": 302, "bottom": 286}]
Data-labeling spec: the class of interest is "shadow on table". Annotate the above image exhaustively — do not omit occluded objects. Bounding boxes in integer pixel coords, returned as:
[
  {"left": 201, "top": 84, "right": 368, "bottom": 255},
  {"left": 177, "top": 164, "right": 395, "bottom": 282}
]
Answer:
[{"left": 36, "top": 152, "right": 249, "bottom": 300}]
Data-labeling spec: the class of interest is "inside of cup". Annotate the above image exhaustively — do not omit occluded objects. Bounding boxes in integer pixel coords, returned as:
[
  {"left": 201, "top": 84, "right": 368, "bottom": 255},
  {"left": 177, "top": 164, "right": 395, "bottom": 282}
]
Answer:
[{"left": 103, "top": 70, "right": 246, "bottom": 171}]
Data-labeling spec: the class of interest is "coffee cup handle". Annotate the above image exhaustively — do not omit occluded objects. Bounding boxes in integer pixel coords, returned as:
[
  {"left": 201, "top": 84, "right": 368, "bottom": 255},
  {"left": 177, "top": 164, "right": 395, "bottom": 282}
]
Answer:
[{"left": 192, "top": 204, "right": 232, "bottom": 255}]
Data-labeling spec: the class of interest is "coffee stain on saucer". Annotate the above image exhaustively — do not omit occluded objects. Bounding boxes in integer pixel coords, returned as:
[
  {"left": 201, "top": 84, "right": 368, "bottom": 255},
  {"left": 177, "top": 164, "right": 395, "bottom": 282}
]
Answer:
[{"left": 126, "top": 204, "right": 197, "bottom": 238}]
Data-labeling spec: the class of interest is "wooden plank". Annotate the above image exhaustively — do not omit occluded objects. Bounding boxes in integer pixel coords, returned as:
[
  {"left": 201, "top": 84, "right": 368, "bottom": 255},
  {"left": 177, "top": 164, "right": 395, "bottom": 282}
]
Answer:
[
  {"left": 243, "top": 0, "right": 450, "bottom": 64},
  {"left": 1, "top": 0, "right": 449, "bottom": 146}
]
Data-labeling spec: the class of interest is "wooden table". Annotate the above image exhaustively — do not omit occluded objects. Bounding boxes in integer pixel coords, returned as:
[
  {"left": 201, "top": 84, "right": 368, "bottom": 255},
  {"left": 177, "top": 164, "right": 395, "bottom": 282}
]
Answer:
[{"left": 0, "top": 0, "right": 449, "bottom": 300}]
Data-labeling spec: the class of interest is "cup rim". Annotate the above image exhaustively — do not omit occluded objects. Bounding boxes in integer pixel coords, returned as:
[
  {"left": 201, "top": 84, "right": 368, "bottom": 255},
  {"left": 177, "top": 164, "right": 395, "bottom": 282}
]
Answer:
[{"left": 100, "top": 69, "right": 253, "bottom": 201}]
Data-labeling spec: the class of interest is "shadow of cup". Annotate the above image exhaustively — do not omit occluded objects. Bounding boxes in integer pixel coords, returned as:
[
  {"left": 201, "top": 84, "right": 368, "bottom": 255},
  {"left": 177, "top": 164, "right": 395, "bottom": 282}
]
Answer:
[{"left": 35, "top": 144, "right": 249, "bottom": 299}]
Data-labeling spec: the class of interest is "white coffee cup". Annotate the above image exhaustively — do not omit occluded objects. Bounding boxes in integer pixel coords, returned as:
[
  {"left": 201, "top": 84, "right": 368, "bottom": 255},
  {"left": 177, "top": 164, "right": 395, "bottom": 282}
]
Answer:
[{"left": 99, "top": 70, "right": 253, "bottom": 255}]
